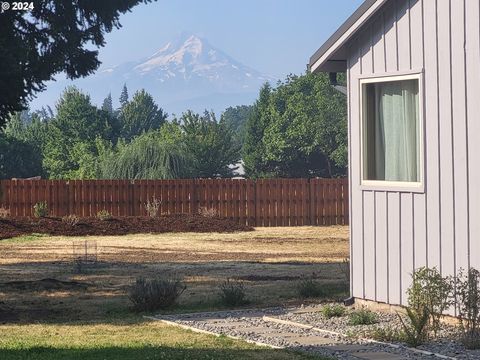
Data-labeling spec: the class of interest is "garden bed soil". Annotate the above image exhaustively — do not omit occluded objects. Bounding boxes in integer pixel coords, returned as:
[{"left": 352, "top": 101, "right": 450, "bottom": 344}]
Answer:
[{"left": 0, "top": 214, "right": 253, "bottom": 240}]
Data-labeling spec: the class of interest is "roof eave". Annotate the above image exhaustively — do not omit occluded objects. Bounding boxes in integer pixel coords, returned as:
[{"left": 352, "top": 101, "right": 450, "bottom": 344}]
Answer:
[{"left": 309, "top": 0, "right": 388, "bottom": 73}]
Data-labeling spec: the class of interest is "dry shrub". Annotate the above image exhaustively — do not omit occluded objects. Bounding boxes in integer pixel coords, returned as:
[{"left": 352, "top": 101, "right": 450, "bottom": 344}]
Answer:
[
  {"left": 62, "top": 214, "right": 80, "bottom": 226},
  {"left": 0, "top": 207, "right": 10, "bottom": 218},
  {"left": 198, "top": 207, "right": 219, "bottom": 218},
  {"left": 219, "top": 279, "right": 248, "bottom": 307},
  {"left": 129, "top": 276, "right": 186, "bottom": 311},
  {"left": 145, "top": 198, "right": 161, "bottom": 218},
  {"left": 33, "top": 201, "right": 49, "bottom": 218}
]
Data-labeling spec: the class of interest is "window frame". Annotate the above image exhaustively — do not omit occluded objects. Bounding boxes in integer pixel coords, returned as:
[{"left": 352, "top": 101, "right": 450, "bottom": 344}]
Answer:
[{"left": 358, "top": 71, "right": 425, "bottom": 193}]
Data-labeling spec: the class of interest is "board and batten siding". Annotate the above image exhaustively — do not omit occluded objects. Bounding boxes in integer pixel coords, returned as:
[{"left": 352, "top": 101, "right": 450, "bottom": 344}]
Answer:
[{"left": 346, "top": 0, "right": 480, "bottom": 307}]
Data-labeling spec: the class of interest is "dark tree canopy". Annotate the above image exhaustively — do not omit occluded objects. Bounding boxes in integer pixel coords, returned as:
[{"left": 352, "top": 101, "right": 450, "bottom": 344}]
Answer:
[{"left": 0, "top": 0, "right": 152, "bottom": 127}]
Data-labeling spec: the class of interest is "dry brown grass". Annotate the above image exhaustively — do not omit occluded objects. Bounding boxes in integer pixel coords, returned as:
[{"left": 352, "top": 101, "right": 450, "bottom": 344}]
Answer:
[{"left": 0, "top": 226, "right": 349, "bottom": 323}]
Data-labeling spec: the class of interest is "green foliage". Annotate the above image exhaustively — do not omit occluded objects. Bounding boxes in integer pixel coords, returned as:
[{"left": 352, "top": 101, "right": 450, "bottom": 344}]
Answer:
[
  {"left": 119, "top": 89, "right": 167, "bottom": 141},
  {"left": 96, "top": 210, "right": 112, "bottom": 221},
  {"left": 129, "top": 276, "right": 186, "bottom": 311},
  {"left": 243, "top": 83, "right": 273, "bottom": 178},
  {"left": 33, "top": 201, "right": 49, "bottom": 218},
  {"left": 219, "top": 279, "right": 248, "bottom": 307},
  {"left": 455, "top": 268, "right": 480, "bottom": 349},
  {"left": 396, "top": 306, "right": 430, "bottom": 347},
  {"left": 364, "top": 327, "right": 406, "bottom": 343},
  {"left": 221, "top": 105, "right": 253, "bottom": 146},
  {"left": 296, "top": 275, "right": 324, "bottom": 298},
  {"left": 42, "top": 87, "right": 118, "bottom": 179},
  {"left": 180, "top": 110, "right": 241, "bottom": 178},
  {"left": 97, "top": 131, "right": 190, "bottom": 179},
  {"left": 407, "top": 267, "right": 453, "bottom": 336},
  {"left": 348, "top": 307, "right": 377, "bottom": 326},
  {"left": 0, "top": 0, "right": 151, "bottom": 126},
  {"left": 321, "top": 304, "right": 346, "bottom": 319},
  {"left": 243, "top": 73, "right": 347, "bottom": 178},
  {"left": 0, "top": 133, "right": 43, "bottom": 179}
]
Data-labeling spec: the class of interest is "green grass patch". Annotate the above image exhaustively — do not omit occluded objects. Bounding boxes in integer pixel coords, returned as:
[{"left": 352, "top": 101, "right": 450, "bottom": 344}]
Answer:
[
  {"left": 2, "top": 233, "right": 47, "bottom": 244},
  {"left": 0, "top": 316, "right": 324, "bottom": 360}
]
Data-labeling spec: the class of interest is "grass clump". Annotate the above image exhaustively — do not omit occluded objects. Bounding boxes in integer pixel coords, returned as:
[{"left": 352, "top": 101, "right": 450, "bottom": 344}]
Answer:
[
  {"left": 129, "top": 276, "right": 186, "bottom": 311},
  {"left": 296, "top": 273, "right": 323, "bottom": 298},
  {"left": 96, "top": 209, "right": 112, "bottom": 221},
  {"left": 365, "top": 326, "right": 406, "bottom": 343},
  {"left": 219, "top": 279, "right": 248, "bottom": 307},
  {"left": 348, "top": 307, "right": 377, "bottom": 326},
  {"left": 33, "top": 201, "right": 48, "bottom": 218},
  {"left": 198, "top": 207, "right": 219, "bottom": 218},
  {"left": 62, "top": 214, "right": 80, "bottom": 226},
  {"left": 321, "top": 304, "right": 346, "bottom": 319}
]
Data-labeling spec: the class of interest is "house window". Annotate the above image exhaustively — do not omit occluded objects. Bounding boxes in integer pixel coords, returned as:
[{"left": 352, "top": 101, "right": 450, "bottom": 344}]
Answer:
[{"left": 361, "top": 75, "right": 422, "bottom": 185}]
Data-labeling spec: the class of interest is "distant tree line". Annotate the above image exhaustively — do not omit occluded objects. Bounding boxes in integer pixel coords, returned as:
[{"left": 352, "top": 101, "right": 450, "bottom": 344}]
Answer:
[{"left": 0, "top": 72, "right": 347, "bottom": 180}]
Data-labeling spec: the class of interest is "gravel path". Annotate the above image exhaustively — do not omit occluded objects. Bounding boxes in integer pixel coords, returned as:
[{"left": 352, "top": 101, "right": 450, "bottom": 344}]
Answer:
[{"left": 153, "top": 306, "right": 480, "bottom": 359}]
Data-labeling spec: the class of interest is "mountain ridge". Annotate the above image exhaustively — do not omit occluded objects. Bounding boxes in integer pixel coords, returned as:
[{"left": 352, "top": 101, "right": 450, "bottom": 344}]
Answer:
[{"left": 29, "top": 33, "right": 275, "bottom": 115}]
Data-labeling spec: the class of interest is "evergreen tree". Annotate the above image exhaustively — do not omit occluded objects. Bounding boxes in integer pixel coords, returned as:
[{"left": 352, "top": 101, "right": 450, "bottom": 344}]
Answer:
[
  {"left": 119, "top": 84, "right": 129, "bottom": 108},
  {"left": 0, "top": 1, "right": 152, "bottom": 127},
  {"left": 119, "top": 89, "right": 167, "bottom": 141},
  {"left": 102, "top": 93, "right": 113, "bottom": 114}
]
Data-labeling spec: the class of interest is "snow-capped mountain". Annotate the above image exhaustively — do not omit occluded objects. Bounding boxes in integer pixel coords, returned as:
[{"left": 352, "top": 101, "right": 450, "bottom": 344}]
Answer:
[{"left": 29, "top": 34, "right": 275, "bottom": 115}]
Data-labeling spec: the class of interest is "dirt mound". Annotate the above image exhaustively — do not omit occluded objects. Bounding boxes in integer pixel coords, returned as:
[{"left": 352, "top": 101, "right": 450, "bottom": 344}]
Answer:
[{"left": 0, "top": 214, "right": 253, "bottom": 240}]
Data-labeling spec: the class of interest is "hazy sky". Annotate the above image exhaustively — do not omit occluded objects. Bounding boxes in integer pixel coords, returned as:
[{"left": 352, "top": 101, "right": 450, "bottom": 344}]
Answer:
[{"left": 96, "top": 0, "right": 364, "bottom": 78}]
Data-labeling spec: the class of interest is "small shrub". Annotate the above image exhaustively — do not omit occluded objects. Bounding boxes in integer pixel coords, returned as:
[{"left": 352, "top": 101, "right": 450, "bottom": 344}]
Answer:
[
  {"left": 128, "top": 276, "right": 186, "bottom": 312},
  {"left": 219, "top": 279, "right": 248, "bottom": 307},
  {"left": 96, "top": 209, "right": 112, "bottom": 221},
  {"left": 396, "top": 306, "right": 430, "bottom": 347},
  {"left": 321, "top": 304, "right": 346, "bottom": 319},
  {"left": 145, "top": 198, "right": 161, "bottom": 218},
  {"left": 198, "top": 207, "right": 219, "bottom": 218},
  {"left": 296, "top": 275, "right": 324, "bottom": 298},
  {"left": 62, "top": 214, "right": 80, "bottom": 226},
  {"left": 455, "top": 268, "right": 480, "bottom": 349},
  {"left": 408, "top": 266, "right": 453, "bottom": 336},
  {"left": 0, "top": 207, "right": 10, "bottom": 218},
  {"left": 348, "top": 307, "right": 377, "bottom": 326},
  {"left": 33, "top": 201, "right": 48, "bottom": 218}
]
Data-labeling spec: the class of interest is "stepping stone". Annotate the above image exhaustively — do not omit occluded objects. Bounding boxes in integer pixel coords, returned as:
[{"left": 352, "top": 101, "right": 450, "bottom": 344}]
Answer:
[
  {"left": 351, "top": 352, "right": 406, "bottom": 360},
  {"left": 288, "top": 335, "right": 339, "bottom": 346},
  {"left": 290, "top": 307, "right": 323, "bottom": 314},
  {"left": 328, "top": 345, "right": 374, "bottom": 352}
]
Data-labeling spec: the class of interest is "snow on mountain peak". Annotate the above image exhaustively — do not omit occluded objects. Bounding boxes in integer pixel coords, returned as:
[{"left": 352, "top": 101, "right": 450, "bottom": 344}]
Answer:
[{"left": 134, "top": 34, "right": 209, "bottom": 73}]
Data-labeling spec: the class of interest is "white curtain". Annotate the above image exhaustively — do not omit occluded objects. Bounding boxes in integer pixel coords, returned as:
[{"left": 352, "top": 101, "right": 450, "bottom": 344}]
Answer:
[{"left": 373, "top": 80, "right": 419, "bottom": 182}]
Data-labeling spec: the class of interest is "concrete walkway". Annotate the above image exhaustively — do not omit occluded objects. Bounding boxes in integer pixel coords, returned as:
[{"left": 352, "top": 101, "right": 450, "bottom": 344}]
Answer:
[{"left": 151, "top": 307, "right": 442, "bottom": 360}]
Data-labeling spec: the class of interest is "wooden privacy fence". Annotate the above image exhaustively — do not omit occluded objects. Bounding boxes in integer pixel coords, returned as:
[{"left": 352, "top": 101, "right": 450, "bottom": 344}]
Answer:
[{"left": 0, "top": 178, "right": 349, "bottom": 226}]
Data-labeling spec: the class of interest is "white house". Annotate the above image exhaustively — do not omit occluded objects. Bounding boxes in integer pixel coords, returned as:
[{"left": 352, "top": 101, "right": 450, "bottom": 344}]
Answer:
[{"left": 310, "top": 0, "right": 480, "bottom": 308}]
